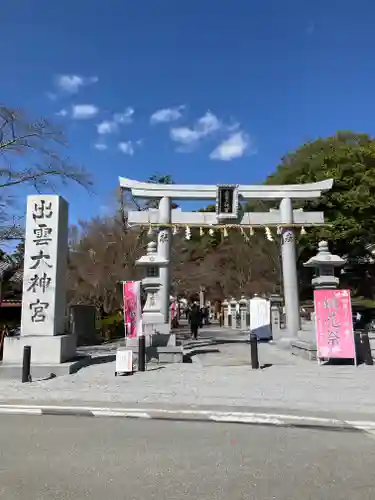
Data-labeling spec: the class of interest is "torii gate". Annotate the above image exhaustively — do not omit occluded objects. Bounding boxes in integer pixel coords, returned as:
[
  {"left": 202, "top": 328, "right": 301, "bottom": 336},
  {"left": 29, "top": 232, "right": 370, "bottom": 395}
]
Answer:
[{"left": 119, "top": 177, "right": 333, "bottom": 337}]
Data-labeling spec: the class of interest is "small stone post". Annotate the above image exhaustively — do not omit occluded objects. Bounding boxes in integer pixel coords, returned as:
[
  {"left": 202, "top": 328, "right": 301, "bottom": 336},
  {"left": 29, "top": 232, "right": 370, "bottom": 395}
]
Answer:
[
  {"left": 199, "top": 286, "right": 205, "bottom": 309},
  {"left": 269, "top": 294, "right": 283, "bottom": 340},
  {"left": 230, "top": 297, "right": 237, "bottom": 329},
  {"left": 239, "top": 296, "right": 249, "bottom": 331},
  {"left": 223, "top": 299, "right": 229, "bottom": 327}
]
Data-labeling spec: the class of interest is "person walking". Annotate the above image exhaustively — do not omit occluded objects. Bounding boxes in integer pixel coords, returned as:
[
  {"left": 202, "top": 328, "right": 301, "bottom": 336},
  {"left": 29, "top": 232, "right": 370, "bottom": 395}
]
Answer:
[{"left": 189, "top": 302, "right": 201, "bottom": 340}]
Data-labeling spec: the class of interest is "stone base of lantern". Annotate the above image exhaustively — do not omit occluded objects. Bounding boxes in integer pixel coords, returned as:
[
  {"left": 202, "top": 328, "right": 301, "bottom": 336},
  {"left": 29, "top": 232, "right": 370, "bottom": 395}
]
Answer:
[
  {"left": 290, "top": 339, "right": 318, "bottom": 361},
  {"left": 126, "top": 313, "right": 177, "bottom": 349},
  {"left": 129, "top": 344, "right": 183, "bottom": 364},
  {"left": 125, "top": 318, "right": 183, "bottom": 363},
  {"left": 126, "top": 327, "right": 182, "bottom": 363},
  {"left": 126, "top": 332, "right": 176, "bottom": 349},
  {"left": 0, "top": 334, "right": 88, "bottom": 379}
]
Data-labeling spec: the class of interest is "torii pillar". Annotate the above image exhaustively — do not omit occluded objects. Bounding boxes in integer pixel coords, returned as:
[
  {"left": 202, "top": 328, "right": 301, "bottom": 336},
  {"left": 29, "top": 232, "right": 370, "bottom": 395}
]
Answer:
[
  {"left": 157, "top": 196, "right": 172, "bottom": 322},
  {"left": 279, "top": 198, "right": 300, "bottom": 335}
]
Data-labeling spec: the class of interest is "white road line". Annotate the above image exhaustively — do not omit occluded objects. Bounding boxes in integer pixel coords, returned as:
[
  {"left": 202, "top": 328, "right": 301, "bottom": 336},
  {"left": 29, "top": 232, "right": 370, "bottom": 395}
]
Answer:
[
  {"left": 0, "top": 407, "right": 42, "bottom": 415},
  {"left": 210, "top": 415, "right": 285, "bottom": 425},
  {"left": 351, "top": 426, "right": 375, "bottom": 432},
  {"left": 146, "top": 409, "right": 345, "bottom": 426},
  {"left": 92, "top": 410, "right": 151, "bottom": 419},
  {"left": 0, "top": 404, "right": 375, "bottom": 432},
  {"left": 0, "top": 404, "right": 350, "bottom": 424},
  {"left": 346, "top": 420, "right": 375, "bottom": 436},
  {"left": 0, "top": 404, "right": 346, "bottom": 424},
  {"left": 346, "top": 420, "right": 375, "bottom": 428}
]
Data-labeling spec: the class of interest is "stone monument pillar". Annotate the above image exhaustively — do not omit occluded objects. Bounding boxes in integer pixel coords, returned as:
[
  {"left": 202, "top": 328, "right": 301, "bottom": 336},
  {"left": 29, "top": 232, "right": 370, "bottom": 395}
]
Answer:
[
  {"left": 157, "top": 196, "right": 172, "bottom": 323},
  {"left": 280, "top": 197, "right": 300, "bottom": 336},
  {"left": 3, "top": 195, "right": 76, "bottom": 365}
]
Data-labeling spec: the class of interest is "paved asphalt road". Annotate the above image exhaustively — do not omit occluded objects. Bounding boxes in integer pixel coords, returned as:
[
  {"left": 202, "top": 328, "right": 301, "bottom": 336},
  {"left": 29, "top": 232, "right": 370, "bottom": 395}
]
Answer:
[{"left": 1, "top": 416, "right": 375, "bottom": 499}]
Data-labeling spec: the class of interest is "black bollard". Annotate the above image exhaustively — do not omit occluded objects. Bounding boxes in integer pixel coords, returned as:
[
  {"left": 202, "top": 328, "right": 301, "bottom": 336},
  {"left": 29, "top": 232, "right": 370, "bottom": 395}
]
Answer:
[
  {"left": 138, "top": 334, "right": 146, "bottom": 372},
  {"left": 250, "top": 333, "right": 259, "bottom": 369},
  {"left": 22, "top": 345, "right": 32, "bottom": 383},
  {"left": 0, "top": 330, "right": 4, "bottom": 362}
]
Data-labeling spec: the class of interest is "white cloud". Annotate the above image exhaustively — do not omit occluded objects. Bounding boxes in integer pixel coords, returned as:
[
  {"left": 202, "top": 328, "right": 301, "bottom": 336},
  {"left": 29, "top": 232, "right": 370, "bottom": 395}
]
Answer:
[
  {"left": 170, "top": 111, "right": 221, "bottom": 145},
  {"left": 46, "top": 92, "right": 57, "bottom": 101},
  {"left": 209, "top": 131, "right": 250, "bottom": 161},
  {"left": 114, "top": 107, "right": 134, "bottom": 124},
  {"left": 97, "top": 120, "right": 118, "bottom": 134},
  {"left": 227, "top": 122, "right": 240, "bottom": 132},
  {"left": 55, "top": 74, "right": 98, "bottom": 94},
  {"left": 71, "top": 104, "right": 99, "bottom": 119},
  {"left": 118, "top": 141, "right": 135, "bottom": 155},
  {"left": 198, "top": 111, "right": 221, "bottom": 135},
  {"left": 55, "top": 109, "right": 68, "bottom": 117},
  {"left": 150, "top": 105, "right": 184, "bottom": 124},
  {"left": 170, "top": 127, "right": 200, "bottom": 144},
  {"left": 117, "top": 139, "right": 142, "bottom": 155},
  {"left": 96, "top": 107, "right": 134, "bottom": 135},
  {"left": 94, "top": 143, "right": 108, "bottom": 151}
]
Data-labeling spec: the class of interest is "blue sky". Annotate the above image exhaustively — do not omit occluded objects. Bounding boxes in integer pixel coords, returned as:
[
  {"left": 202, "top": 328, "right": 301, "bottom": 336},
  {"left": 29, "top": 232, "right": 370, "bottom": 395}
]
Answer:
[{"left": 2, "top": 0, "right": 375, "bottom": 224}]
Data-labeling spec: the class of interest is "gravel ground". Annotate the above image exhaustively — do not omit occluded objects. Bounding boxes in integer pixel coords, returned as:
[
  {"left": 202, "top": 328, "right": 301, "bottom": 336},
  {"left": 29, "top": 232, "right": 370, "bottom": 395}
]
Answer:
[{"left": 0, "top": 340, "right": 375, "bottom": 417}]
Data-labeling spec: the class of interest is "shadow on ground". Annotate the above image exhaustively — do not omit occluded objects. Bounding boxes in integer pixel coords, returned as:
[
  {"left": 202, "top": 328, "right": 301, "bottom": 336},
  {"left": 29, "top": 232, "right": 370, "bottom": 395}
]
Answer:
[
  {"left": 183, "top": 348, "right": 220, "bottom": 362},
  {"left": 89, "top": 354, "right": 116, "bottom": 365}
]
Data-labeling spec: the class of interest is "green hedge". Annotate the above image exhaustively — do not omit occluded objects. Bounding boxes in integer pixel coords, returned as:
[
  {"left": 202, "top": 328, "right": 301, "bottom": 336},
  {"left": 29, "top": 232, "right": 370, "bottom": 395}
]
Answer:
[
  {"left": 99, "top": 312, "right": 124, "bottom": 341},
  {"left": 351, "top": 298, "right": 375, "bottom": 309}
]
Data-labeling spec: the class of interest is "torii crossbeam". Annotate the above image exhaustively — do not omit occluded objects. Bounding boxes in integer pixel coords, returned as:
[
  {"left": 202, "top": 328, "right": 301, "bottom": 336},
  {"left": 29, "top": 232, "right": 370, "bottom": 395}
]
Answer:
[{"left": 119, "top": 177, "right": 333, "bottom": 200}]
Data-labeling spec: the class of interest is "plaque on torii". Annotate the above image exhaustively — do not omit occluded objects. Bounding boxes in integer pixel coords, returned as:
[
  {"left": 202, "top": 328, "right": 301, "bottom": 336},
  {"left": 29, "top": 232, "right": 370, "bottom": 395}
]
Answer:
[{"left": 216, "top": 184, "right": 239, "bottom": 221}]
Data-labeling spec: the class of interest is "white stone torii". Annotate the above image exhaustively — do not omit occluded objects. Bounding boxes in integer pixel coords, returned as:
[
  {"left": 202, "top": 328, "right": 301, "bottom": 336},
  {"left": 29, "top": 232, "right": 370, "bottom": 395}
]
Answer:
[{"left": 119, "top": 177, "right": 333, "bottom": 337}]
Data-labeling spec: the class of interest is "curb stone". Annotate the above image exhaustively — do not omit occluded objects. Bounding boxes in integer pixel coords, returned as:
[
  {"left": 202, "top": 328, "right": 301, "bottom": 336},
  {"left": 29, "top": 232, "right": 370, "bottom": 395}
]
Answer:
[{"left": 0, "top": 404, "right": 374, "bottom": 435}]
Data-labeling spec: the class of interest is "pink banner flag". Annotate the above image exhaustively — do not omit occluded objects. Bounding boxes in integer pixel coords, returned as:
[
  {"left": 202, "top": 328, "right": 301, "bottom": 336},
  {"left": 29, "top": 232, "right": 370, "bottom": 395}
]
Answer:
[
  {"left": 123, "top": 281, "right": 142, "bottom": 338},
  {"left": 314, "top": 289, "right": 356, "bottom": 360}
]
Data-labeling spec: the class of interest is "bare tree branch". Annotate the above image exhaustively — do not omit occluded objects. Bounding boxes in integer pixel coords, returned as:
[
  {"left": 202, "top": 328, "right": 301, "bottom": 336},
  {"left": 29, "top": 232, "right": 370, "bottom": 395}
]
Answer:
[
  {"left": 0, "top": 104, "right": 93, "bottom": 242},
  {"left": 68, "top": 215, "right": 147, "bottom": 313},
  {"left": 0, "top": 105, "right": 92, "bottom": 191}
]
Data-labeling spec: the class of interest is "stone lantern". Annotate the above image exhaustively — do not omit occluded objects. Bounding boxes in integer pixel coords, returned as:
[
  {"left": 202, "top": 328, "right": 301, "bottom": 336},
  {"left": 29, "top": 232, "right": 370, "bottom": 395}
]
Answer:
[
  {"left": 304, "top": 241, "right": 346, "bottom": 290},
  {"left": 135, "top": 241, "right": 170, "bottom": 340}
]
